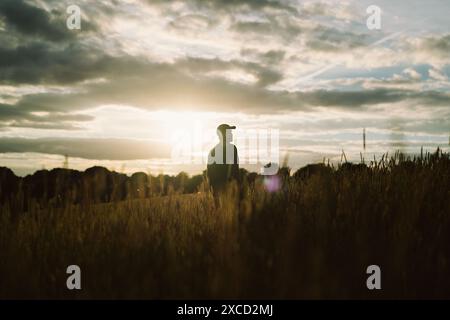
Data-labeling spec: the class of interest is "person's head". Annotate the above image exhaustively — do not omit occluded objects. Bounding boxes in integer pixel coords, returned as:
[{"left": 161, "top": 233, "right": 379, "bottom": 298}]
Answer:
[{"left": 216, "top": 123, "right": 236, "bottom": 143}]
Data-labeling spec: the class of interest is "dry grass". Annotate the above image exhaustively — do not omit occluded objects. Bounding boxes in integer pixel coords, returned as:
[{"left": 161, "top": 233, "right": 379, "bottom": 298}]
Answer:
[{"left": 0, "top": 150, "right": 449, "bottom": 299}]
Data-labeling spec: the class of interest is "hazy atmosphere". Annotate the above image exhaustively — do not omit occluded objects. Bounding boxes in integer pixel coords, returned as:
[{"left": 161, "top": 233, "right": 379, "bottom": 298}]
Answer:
[{"left": 1, "top": 0, "right": 449, "bottom": 176}]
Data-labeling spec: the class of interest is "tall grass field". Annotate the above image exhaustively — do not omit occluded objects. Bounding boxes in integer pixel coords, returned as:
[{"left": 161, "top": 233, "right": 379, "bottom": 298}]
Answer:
[{"left": 1, "top": 150, "right": 449, "bottom": 299}]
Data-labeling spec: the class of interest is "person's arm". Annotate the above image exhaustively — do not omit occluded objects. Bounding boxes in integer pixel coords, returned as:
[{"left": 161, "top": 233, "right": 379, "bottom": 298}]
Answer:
[
  {"left": 207, "top": 149, "right": 213, "bottom": 180},
  {"left": 232, "top": 146, "right": 240, "bottom": 181},
  {"left": 207, "top": 149, "right": 213, "bottom": 165}
]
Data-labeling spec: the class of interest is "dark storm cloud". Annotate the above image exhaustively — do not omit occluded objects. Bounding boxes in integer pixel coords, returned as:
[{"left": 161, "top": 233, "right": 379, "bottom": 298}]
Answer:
[
  {"left": 9, "top": 122, "right": 84, "bottom": 130},
  {"left": 232, "top": 21, "right": 273, "bottom": 33},
  {"left": 401, "top": 118, "right": 450, "bottom": 135},
  {"left": 0, "top": 35, "right": 284, "bottom": 88},
  {"left": 148, "top": 0, "right": 298, "bottom": 13},
  {"left": 230, "top": 19, "right": 303, "bottom": 43},
  {"left": 0, "top": 43, "right": 119, "bottom": 85},
  {"left": 0, "top": 137, "right": 170, "bottom": 160},
  {"left": 259, "top": 50, "right": 286, "bottom": 64},
  {"left": 281, "top": 114, "right": 450, "bottom": 136},
  {"left": 301, "top": 89, "right": 450, "bottom": 108},
  {"left": 0, "top": 0, "right": 103, "bottom": 87},
  {"left": 256, "top": 69, "right": 283, "bottom": 87},
  {"left": 422, "top": 34, "right": 450, "bottom": 58},
  {"left": 0, "top": 102, "right": 94, "bottom": 130},
  {"left": 0, "top": 103, "right": 24, "bottom": 121},
  {"left": 306, "top": 26, "right": 367, "bottom": 51},
  {"left": 157, "top": 0, "right": 363, "bottom": 51},
  {"left": 0, "top": 42, "right": 97, "bottom": 84},
  {"left": 7, "top": 63, "right": 450, "bottom": 124},
  {"left": 174, "top": 57, "right": 283, "bottom": 87},
  {"left": 239, "top": 48, "right": 287, "bottom": 67},
  {"left": 7, "top": 63, "right": 295, "bottom": 115},
  {"left": 231, "top": 18, "right": 369, "bottom": 51},
  {"left": 419, "top": 90, "right": 450, "bottom": 106},
  {"left": 200, "top": 0, "right": 294, "bottom": 10},
  {"left": 0, "top": 0, "right": 73, "bottom": 42},
  {"left": 150, "top": 0, "right": 302, "bottom": 42},
  {"left": 168, "top": 13, "right": 214, "bottom": 32},
  {"left": 0, "top": 53, "right": 289, "bottom": 129}
]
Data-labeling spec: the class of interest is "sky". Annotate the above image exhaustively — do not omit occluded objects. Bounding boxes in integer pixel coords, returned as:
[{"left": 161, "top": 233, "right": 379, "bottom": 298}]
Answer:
[{"left": 0, "top": 0, "right": 449, "bottom": 176}]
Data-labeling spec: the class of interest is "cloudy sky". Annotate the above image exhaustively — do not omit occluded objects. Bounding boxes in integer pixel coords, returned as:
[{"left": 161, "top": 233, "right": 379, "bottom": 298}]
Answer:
[{"left": 0, "top": 0, "right": 449, "bottom": 176}]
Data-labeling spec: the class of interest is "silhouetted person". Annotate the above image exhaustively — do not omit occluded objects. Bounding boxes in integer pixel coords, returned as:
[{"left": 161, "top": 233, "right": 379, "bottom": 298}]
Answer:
[{"left": 207, "top": 124, "right": 239, "bottom": 193}]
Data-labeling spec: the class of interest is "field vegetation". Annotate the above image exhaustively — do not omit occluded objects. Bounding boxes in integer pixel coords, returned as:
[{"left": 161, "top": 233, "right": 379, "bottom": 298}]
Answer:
[{"left": 0, "top": 149, "right": 449, "bottom": 299}]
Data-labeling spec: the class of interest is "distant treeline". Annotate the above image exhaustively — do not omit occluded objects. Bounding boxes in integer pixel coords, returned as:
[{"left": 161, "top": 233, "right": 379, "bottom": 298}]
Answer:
[
  {"left": 1, "top": 149, "right": 449, "bottom": 209},
  {"left": 0, "top": 163, "right": 310, "bottom": 207},
  {"left": 0, "top": 166, "right": 207, "bottom": 207}
]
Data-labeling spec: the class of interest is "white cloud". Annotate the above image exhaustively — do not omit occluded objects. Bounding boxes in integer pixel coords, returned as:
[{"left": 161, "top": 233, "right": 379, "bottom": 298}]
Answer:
[{"left": 428, "top": 68, "right": 448, "bottom": 81}]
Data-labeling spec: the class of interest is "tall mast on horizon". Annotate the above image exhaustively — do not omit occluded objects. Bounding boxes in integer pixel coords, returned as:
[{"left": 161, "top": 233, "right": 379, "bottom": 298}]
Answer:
[
  {"left": 363, "top": 128, "right": 366, "bottom": 151},
  {"left": 63, "top": 154, "right": 69, "bottom": 169}
]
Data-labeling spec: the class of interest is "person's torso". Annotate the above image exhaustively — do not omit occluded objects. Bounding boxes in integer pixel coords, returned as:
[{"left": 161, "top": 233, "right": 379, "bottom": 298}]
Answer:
[{"left": 207, "top": 143, "right": 239, "bottom": 186}]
